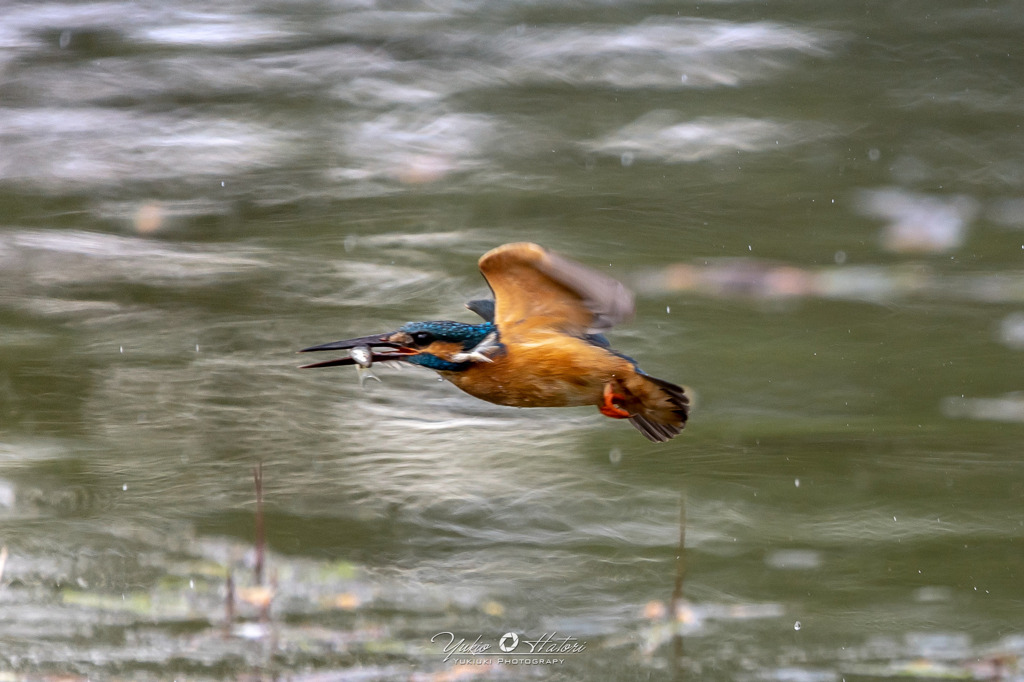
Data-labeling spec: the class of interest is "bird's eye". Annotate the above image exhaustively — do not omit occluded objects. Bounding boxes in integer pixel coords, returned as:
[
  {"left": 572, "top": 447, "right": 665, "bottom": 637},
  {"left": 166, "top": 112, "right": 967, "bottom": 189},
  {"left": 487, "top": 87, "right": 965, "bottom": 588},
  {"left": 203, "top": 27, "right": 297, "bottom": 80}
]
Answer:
[{"left": 411, "top": 331, "right": 434, "bottom": 346}]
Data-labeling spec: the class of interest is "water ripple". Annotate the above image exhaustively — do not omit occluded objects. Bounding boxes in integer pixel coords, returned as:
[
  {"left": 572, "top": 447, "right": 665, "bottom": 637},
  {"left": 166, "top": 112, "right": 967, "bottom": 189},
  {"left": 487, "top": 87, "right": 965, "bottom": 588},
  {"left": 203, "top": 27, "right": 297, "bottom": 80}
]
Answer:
[
  {"left": 0, "top": 108, "right": 298, "bottom": 191},
  {"left": 585, "top": 111, "right": 835, "bottom": 163}
]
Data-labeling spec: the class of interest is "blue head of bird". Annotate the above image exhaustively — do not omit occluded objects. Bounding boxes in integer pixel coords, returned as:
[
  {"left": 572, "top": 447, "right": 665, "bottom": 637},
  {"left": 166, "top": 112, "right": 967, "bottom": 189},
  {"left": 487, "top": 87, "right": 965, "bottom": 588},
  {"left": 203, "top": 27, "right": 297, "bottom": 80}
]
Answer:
[{"left": 299, "top": 320, "right": 499, "bottom": 372}]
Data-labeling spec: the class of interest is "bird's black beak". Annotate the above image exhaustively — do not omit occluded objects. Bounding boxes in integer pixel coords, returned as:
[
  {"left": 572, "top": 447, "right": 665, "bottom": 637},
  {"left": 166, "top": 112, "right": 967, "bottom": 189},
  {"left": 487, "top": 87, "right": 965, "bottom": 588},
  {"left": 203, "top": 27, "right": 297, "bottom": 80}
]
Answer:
[{"left": 298, "top": 333, "right": 415, "bottom": 369}]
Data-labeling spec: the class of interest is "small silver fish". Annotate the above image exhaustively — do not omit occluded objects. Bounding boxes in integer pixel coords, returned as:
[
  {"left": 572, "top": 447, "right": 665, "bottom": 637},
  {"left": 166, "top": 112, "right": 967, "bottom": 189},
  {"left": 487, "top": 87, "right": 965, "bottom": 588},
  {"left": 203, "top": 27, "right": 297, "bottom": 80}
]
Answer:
[
  {"left": 350, "top": 345, "right": 381, "bottom": 387},
  {"left": 350, "top": 346, "right": 373, "bottom": 368}
]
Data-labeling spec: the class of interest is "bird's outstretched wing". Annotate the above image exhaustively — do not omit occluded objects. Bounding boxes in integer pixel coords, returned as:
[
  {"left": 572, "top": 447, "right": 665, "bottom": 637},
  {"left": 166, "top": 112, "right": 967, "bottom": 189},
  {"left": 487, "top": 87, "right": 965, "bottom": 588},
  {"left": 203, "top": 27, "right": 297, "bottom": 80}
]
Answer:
[{"left": 478, "top": 242, "right": 634, "bottom": 335}]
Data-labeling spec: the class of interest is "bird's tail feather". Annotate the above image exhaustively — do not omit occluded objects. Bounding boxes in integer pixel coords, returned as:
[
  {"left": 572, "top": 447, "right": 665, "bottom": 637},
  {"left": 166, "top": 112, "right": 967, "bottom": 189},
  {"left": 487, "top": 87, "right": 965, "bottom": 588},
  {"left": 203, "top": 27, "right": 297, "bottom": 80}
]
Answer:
[{"left": 627, "top": 373, "right": 689, "bottom": 443}]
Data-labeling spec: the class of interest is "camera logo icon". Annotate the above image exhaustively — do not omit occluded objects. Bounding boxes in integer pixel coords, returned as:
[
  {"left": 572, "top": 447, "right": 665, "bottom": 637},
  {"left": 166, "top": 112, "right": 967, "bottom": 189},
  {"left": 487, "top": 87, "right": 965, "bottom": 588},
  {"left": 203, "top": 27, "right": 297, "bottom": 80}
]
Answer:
[{"left": 498, "top": 632, "right": 520, "bottom": 652}]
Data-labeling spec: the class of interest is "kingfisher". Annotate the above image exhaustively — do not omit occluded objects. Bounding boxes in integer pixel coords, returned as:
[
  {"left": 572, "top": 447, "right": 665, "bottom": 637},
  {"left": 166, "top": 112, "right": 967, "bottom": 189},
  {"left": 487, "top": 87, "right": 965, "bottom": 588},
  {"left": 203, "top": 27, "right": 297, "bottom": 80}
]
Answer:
[{"left": 300, "top": 242, "right": 689, "bottom": 442}]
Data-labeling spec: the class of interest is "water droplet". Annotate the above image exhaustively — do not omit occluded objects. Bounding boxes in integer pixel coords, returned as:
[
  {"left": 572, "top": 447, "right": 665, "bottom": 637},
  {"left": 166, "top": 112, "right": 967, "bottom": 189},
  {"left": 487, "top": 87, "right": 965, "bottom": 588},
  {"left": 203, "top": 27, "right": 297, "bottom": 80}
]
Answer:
[
  {"left": 794, "top": 478, "right": 800, "bottom": 487},
  {"left": 122, "top": 484, "right": 128, "bottom": 491},
  {"left": 666, "top": 305, "right": 671, "bottom": 314},
  {"left": 794, "top": 621, "right": 802, "bottom": 631},
  {"left": 834, "top": 250, "right": 847, "bottom": 264},
  {"left": 609, "top": 448, "right": 622, "bottom": 465}
]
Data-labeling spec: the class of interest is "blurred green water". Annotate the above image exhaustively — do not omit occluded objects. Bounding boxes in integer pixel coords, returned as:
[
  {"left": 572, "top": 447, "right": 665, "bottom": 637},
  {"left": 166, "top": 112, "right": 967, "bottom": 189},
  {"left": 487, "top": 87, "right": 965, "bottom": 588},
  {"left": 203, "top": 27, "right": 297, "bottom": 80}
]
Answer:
[{"left": 0, "top": 1, "right": 1022, "bottom": 680}]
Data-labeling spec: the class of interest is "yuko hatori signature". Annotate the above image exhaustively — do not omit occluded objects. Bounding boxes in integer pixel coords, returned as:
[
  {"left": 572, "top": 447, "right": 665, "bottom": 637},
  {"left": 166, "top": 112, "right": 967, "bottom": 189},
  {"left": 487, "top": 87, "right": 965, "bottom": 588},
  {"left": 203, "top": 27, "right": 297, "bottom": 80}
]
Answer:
[{"left": 430, "top": 631, "right": 588, "bottom": 663}]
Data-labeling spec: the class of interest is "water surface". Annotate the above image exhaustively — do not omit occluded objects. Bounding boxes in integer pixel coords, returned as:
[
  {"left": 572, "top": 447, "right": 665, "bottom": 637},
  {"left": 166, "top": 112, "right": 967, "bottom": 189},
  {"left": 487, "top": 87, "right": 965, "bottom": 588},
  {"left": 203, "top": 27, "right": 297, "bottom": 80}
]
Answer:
[{"left": 1, "top": 1, "right": 1022, "bottom": 680}]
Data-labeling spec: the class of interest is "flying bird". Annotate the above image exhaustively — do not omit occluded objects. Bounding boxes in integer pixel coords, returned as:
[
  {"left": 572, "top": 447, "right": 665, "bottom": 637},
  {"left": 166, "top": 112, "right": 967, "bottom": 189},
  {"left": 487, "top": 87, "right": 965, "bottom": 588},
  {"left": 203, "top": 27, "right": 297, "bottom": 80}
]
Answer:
[{"left": 300, "top": 242, "right": 689, "bottom": 442}]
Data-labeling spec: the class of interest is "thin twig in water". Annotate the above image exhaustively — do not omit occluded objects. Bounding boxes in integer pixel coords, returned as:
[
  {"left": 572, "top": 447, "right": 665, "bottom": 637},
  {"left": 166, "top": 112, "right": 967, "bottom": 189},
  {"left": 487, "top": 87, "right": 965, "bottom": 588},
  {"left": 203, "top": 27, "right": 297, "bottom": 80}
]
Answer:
[
  {"left": 669, "top": 493, "right": 687, "bottom": 665},
  {"left": 253, "top": 462, "right": 264, "bottom": 586},
  {"left": 224, "top": 568, "right": 235, "bottom": 637}
]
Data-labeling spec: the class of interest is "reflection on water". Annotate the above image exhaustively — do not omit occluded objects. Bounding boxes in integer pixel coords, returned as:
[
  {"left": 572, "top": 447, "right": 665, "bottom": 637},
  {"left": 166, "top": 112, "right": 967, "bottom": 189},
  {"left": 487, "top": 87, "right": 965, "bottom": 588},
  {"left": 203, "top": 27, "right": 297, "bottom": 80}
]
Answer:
[
  {"left": 1, "top": 0, "right": 1023, "bottom": 679},
  {"left": 855, "top": 188, "right": 980, "bottom": 255},
  {"left": 0, "top": 3, "right": 840, "bottom": 210},
  {"left": 585, "top": 111, "right": 836, "bottom": 165},
  {"left": 632, "top": 257, "right": 1024, "bottom": 305}
]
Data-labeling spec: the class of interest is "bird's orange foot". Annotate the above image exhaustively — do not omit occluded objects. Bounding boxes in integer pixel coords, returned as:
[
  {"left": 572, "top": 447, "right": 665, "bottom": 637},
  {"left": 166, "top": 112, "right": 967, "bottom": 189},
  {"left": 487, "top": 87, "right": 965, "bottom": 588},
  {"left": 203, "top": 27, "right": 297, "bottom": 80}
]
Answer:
[{"left": 599, "top": 383, "right": 632, "bottom": 419}]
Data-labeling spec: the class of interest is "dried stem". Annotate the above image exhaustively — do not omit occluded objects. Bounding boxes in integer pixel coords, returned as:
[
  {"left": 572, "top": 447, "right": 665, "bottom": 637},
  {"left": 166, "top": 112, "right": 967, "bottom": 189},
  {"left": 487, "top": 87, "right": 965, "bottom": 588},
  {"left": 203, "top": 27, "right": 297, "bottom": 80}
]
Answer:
[
  {"left": 253, "top": 462, "right": 265, "bottom": 586},
  {"left": 670, "top": 492, "right": 687, "bottom": 668}
]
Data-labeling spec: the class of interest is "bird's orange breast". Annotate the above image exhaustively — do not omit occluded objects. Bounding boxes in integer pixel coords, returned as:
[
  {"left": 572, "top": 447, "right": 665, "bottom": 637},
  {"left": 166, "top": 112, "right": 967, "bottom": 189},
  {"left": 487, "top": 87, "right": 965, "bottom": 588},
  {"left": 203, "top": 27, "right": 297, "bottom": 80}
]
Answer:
[{"left": 442, "top": 331, "right": 636, "bottom": 408}]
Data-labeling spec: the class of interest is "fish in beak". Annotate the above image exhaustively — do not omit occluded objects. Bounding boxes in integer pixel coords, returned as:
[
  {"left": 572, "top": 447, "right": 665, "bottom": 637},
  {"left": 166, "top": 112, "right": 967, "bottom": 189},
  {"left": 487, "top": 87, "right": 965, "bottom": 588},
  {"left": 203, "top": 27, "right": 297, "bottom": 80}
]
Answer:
[{"left": 298, "top": 332, "right": 419, "bottom": 370}]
